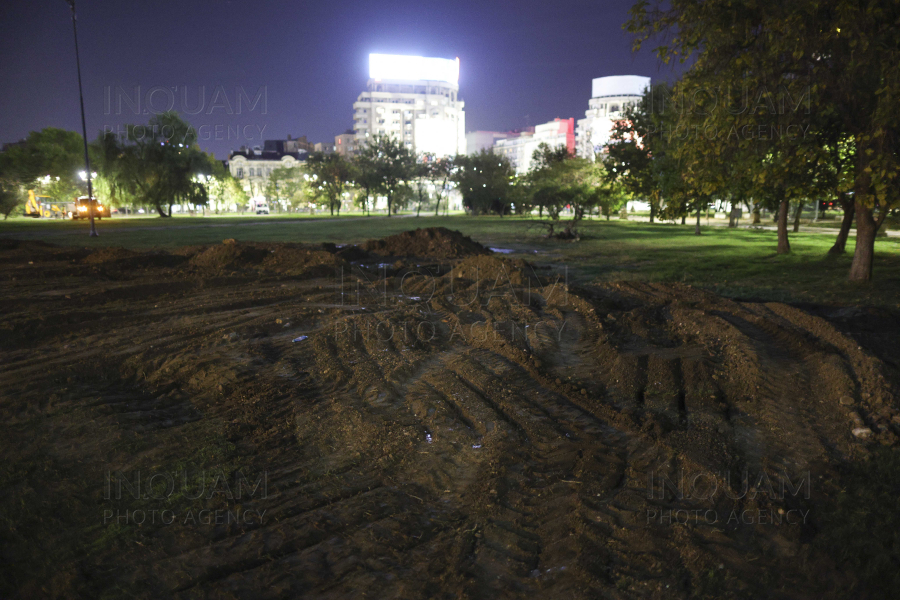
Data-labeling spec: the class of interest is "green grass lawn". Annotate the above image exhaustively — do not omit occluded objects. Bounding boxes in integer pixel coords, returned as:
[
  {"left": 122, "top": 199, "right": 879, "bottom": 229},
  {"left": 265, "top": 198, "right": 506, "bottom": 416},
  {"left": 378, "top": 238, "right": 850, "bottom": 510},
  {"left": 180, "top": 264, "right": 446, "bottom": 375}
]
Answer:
[{"left": 2, "top": 213, "right": 898, "bottom": 308}]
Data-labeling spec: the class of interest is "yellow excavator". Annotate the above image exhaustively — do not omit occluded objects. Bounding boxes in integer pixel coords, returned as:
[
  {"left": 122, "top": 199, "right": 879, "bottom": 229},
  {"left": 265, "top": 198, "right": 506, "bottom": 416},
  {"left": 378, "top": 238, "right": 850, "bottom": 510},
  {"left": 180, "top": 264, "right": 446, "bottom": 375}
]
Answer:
[{"left": 24, "top": 190, "right": 72, "bottom": 218}]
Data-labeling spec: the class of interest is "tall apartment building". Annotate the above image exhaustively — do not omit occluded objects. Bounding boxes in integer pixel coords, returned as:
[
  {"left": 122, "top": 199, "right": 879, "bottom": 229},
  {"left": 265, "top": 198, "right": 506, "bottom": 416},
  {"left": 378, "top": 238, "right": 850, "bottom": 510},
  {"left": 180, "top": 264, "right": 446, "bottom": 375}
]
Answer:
[
  {"left": 352, "top": 54, "right": 465, "bottom": 157},
  {"left": 492, "top": 118, "right": 575, "bottom": 176},
  {"left": 576, "top": 75, "right": 650, "bottom": 158}
]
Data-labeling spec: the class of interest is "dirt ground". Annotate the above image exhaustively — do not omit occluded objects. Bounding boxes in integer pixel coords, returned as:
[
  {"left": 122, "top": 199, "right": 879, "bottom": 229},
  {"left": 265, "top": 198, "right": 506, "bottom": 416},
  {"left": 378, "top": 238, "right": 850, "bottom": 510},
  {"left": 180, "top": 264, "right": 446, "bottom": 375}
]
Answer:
[{"left": 1, "top": 229, "right": 899, "bottom": 599}]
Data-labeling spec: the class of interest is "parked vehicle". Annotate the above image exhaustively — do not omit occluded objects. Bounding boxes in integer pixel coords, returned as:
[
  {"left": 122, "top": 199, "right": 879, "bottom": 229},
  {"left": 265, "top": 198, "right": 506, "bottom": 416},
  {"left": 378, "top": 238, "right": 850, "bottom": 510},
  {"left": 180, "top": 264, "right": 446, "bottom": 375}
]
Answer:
[
  {"left": 248, "top": 198, "right": 270, "bottom": 215},
  {"left": 71, "top": 196, "right": 111, "bottom": 220}
]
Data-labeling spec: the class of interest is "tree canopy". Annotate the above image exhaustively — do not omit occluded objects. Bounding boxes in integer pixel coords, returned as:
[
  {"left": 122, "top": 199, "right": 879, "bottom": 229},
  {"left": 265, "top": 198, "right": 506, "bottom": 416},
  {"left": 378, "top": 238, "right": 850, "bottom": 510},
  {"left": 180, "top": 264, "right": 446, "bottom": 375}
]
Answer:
[
  {"left": 95, "top": 112, "right": 219, "bottom": 217},
  {"left": 356, "top": 135, "right": 415, "bottom": 216},
  {"left": 452, "top": 150, "right": 515, "bottom": 216},
  {"left": 627, "top": 0, "right": 900, "bottom": 279}
]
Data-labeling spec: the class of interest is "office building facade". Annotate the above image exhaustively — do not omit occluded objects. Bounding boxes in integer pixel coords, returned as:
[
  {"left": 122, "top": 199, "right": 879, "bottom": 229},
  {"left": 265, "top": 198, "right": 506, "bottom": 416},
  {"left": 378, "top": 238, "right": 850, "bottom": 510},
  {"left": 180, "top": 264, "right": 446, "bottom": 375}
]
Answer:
[{"left": 352, "top": 54, "right": 465, "bottom": 157}]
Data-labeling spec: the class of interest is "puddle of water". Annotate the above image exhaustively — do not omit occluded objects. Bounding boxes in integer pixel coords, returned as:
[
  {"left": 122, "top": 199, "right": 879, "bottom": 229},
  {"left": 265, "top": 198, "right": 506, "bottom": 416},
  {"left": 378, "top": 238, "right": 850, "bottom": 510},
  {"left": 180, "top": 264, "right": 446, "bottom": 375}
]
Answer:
[
  {"left": 291, "top": 336, "right": 308, "bottom": 343},
  {"left": 426, "top": 433, "right": 433, "bottom": 444},
  {"left": 489, "top": 248, "right": 515, "bottom": 254},
  {"left": 472, "top": 444, "right": 482, "bottom": 449}
]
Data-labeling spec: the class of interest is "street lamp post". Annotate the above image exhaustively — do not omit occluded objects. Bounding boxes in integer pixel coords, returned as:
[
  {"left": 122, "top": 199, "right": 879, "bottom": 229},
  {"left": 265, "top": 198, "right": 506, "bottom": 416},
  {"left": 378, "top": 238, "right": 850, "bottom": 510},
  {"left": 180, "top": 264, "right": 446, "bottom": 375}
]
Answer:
[{"left": 65, "top": 0, "right": 98, "bottom": 237}]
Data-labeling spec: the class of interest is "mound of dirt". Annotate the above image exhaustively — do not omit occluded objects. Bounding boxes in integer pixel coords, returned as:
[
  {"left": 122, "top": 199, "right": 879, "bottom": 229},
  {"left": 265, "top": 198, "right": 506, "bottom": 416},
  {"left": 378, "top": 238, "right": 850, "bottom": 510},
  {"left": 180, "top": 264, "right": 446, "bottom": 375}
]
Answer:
[
  {"left": 261, "top": 246, "right": 349, "bottom": 276},
  {"left": 361, "top": 227, "right": 490, "bottom": 259},
  {"left": 447, "top": 254, "right": 537, "bottom": 286},
  {"left": 188, "top": 241, "right": 269, "bottom": 270},
  {"left": 82, "top": 247, "right": 137, "bottom": 264}
]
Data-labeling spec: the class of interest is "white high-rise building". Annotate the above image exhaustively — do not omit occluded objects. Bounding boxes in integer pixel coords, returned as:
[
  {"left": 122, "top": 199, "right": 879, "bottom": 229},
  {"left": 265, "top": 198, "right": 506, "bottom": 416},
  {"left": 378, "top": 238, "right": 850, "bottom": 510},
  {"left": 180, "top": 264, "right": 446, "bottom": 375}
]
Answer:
[
  {"left": 492, "top": 118, "right": 575, "bottom": 176},
  {"left": 576, "top": 75, "right": 650, "bottom": 158},
  {"left": 352, "top": 54, "right": 465, "bottom": 157}
]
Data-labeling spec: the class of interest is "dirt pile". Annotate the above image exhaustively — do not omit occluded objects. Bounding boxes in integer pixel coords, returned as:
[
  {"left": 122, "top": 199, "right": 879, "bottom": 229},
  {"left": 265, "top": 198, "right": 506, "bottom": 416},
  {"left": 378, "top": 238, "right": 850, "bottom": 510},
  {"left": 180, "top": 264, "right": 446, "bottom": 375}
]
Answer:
[
  {"left": 188, "top": 240, "right": 269, "bottom": 270},
  {"left": 261, "top": 246, "right": 349, "bottom": 276},
  {"left": 447, "top": 254, "right": 539, "bottom": 287},
  {"left": 2, "top": 241, "right": 899, "bottom": 599},
  {"left": 361, "top": 226, "right": 490, "bottom": 258},
  {"left": 82, "top": 247, "right": 137, "bottom": 264}
]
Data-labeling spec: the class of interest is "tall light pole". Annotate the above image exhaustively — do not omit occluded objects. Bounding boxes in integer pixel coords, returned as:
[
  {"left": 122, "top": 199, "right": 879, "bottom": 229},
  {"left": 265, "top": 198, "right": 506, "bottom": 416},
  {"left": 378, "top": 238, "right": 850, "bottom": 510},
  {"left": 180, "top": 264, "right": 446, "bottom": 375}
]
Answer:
[{"left": 65, "top": 0, "right": 98, "bottom": 237}]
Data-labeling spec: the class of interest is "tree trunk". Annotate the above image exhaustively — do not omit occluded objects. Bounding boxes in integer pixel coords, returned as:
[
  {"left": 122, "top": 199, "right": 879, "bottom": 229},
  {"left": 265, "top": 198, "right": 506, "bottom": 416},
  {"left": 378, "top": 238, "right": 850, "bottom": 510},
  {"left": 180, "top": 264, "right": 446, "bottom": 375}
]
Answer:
[
  {"left": 649, "top": 203, "right": 655, "bottom": 223},
  {"left": 386, "top": 194, "right": 392, "bottom": 217},
  {"left": 828, "top": 198, "right": 855, "bottom": 255},
  {"left": 776, "top": 199, "right": 790, "bottom": 254},
  {"left": 752, "top": 204, "right": 761, "bottom": 224},
  {"left": 695, "top": 208, "right": 701, "bottom": 235},
  {"left": 681, "top": 214, "right": 686, "bottom": 225},
  {"left": 792, "top": 201, "right": 805, "bottom": 233},
  {"left": 434, "top": 197, "right": 440, "bottom": 216},
  {"left": 848, "top": 203, "right": 880, "bottom": 281}
]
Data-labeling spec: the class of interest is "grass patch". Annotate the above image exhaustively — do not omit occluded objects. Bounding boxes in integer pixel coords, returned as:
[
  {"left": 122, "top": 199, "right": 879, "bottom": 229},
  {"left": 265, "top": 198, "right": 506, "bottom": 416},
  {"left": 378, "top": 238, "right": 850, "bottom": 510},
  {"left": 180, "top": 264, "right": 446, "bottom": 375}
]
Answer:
[{"left": 3, "top": 214, "right": 898, "bottom": 307}]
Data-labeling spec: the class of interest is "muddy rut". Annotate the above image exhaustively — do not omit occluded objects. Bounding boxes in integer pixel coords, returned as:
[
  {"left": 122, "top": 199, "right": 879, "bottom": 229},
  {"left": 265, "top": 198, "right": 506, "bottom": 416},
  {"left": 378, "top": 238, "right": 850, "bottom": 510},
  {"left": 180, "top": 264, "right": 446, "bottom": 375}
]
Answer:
[{"left": 0, "top": 236, "right": 898, "bottom": 599}]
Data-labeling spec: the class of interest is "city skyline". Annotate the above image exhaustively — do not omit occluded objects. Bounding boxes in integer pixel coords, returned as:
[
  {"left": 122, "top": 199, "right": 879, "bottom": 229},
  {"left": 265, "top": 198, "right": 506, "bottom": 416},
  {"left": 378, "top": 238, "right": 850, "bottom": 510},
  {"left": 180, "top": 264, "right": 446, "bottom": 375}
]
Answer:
[{"left": 0, "top": 0, "right": 684, "bottom": 159}]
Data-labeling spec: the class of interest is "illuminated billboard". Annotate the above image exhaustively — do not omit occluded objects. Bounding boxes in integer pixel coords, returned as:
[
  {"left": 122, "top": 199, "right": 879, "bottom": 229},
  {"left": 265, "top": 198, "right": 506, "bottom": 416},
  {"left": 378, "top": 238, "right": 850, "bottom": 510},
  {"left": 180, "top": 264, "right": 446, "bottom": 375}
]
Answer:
[
  {"left": 369, "top": 54, "right": 459, "bottom": 85},
  {"left": 591, "top": 75, "right": 650, "bottom": 99}
]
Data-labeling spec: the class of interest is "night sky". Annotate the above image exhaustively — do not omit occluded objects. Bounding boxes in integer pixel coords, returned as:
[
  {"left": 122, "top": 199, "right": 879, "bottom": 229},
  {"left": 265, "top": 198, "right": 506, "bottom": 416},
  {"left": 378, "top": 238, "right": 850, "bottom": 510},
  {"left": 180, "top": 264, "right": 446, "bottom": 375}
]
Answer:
[{"left": 0, "top": 0, "right": 684, "bottom": 159}]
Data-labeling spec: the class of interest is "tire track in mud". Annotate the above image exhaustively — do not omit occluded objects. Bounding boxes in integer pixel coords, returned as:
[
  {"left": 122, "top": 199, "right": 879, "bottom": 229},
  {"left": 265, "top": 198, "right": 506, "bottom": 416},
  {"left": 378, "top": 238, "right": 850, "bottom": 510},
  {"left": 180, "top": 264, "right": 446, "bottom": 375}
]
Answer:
[{"left": 3, "top": 242, "right": 899, "bottom": 599}]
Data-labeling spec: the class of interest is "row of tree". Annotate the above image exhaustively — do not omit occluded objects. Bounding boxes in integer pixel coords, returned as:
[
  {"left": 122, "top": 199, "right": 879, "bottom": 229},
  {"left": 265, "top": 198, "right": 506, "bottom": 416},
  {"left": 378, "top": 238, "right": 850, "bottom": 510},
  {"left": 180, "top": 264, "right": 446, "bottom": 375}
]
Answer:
[
  {"left": 246, "top": 131, "right": 628, "bottom": 224},
  {"left": 609, "top": 0, "right": 900, "bottom": 281},
  {"left": 0, "top": 108, "right": 631, "bottom": 229}
]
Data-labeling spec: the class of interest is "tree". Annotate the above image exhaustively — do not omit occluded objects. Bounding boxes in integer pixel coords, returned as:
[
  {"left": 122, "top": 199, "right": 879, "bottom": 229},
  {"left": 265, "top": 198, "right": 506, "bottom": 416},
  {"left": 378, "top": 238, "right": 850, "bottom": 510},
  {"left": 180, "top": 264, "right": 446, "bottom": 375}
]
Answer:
[
  {"left": 0, "top": 128, "right": 85, "bottom": 211},
  {"left": 425, "top": 155, "right": 454, "bottom": 216},
  {"left": 0, "top": 128, "right": 84, "bottom": 184},
  {"left": 412, "top": 155, "right": 431, "bottom": 217},
  {"left": 265, "top": 165, "right": 305, "bottom": 212},
  {"left": 196, "top": 172, "right": 245, "bottom": 214},
  {"left": 305, "top": 152, "right": 352, "bottom": 215},
  {"left": 528, "top": 143, "right": 616, "bottom": 237},
  {"left": 606, "top": 84, "right": 662, "bottom": 223},
  {"left": 452, "top": 150, "right": 515, "bottom": 215},
  {"left": 0, "top": 179, "right": 23, "bottom": 220},
  {"left": 627, "top": 0, "right": 900, "bottom": 280},
  {"left": 95, "top": 112, "right": 217, "bottom": 217},
  {"left": 350, "top": 151, "right": 379, "bottom": 215},
  {"left": 357, "top": 134, "right": 415, "bottom": 216}
]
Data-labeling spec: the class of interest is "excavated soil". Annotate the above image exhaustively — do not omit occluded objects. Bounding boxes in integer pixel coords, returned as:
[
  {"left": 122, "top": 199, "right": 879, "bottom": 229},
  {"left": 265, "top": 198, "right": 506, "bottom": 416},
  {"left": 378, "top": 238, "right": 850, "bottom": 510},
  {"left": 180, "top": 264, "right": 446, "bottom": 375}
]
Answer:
[
  {"left": 361, "top": 226, "right": 490, "bottom": 258},
  {"left": 1, "top": 234, "right": 899, "bottom": 599}
]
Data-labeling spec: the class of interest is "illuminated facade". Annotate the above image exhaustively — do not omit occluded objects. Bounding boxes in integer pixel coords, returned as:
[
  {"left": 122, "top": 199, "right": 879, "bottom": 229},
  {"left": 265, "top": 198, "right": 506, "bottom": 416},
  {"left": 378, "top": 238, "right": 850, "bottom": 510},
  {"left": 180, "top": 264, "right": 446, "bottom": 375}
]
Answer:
[
  {"left": 228, "top": 140, "right": 305, "bottom": 197},
  {"left": 352, "top": 54, "right": 465, "bottom": 157},
  {"left": 492, "top": 118, "right": 575, "bottom": 176},
  {"left": 576, "top": 75, "right": 650, "bottom": 158}
]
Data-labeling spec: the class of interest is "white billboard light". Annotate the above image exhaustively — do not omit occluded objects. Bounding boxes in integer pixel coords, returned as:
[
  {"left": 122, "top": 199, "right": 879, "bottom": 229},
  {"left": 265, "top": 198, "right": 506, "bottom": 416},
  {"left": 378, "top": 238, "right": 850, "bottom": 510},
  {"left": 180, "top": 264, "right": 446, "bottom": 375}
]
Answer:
[
  {"left": 369, "top": 54, "right": 459, "bottom": 85},
  {"left": 591, "top": 75, "right": 651, "bottom": 99}
]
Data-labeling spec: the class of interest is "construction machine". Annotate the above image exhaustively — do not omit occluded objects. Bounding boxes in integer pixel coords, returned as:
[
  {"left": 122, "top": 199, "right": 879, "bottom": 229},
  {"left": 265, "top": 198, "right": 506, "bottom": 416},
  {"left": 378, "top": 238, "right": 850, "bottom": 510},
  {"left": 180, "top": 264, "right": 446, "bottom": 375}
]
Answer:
[{"left": 24, "top": 190, "right": 73, "bottom": 218}]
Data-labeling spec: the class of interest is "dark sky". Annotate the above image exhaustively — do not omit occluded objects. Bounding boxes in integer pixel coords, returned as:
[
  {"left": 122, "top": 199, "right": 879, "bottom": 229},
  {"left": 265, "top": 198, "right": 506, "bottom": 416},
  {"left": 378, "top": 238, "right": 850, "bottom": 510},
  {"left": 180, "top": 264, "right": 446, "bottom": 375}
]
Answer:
[{"left": 0, "top": 0, "right": 684, "bottom": 159}]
